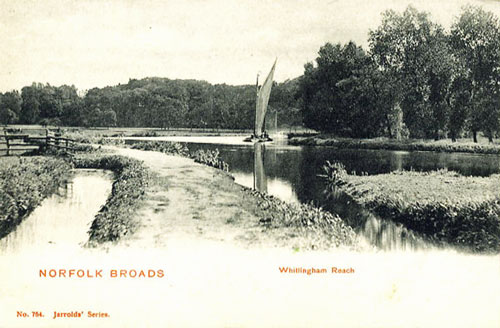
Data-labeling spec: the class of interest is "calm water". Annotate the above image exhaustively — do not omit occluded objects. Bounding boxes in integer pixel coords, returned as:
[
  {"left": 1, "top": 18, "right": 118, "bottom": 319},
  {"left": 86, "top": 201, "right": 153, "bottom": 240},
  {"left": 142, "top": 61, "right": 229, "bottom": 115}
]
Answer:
[
  {"left": 127, "top": 137, "right": 500, "bottom": 251},
  {"left": 0, "top": 169, "right": 113, "bottom": 253}
]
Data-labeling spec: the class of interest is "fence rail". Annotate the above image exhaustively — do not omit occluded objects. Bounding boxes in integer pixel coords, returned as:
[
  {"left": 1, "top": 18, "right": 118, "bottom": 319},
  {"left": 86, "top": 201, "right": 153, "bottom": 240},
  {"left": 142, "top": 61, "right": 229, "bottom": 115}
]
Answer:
[{"left": 1, "top": 129, "right": 77, "bottom": 156}]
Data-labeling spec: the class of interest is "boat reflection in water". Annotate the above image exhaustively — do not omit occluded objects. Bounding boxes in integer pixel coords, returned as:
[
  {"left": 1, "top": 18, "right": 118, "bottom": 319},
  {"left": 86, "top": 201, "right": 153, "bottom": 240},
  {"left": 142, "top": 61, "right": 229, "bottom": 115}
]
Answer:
[{"left": 253, "top": 142, "right": 267, "bottom": 193}]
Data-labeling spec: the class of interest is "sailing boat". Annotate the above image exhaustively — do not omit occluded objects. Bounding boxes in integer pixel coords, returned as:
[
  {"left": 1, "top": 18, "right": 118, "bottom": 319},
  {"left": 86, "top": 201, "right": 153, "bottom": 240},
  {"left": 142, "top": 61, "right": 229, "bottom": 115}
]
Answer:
[{"left": 244, "top": 59, "right": 277, "bottom": 142}]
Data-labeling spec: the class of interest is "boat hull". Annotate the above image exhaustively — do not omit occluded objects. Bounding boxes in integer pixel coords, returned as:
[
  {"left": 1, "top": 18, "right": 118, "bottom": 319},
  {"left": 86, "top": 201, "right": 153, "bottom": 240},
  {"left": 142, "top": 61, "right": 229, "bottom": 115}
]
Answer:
[{"left": 243, "top": 136, "right": 273, "bottom": 143}]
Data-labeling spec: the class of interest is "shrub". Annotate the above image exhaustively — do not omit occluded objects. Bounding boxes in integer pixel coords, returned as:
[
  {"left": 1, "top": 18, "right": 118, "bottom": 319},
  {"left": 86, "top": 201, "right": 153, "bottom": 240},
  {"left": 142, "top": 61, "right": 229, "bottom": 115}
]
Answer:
[
  {"left": 191, "top": 149, "right": 229, "bottom": 172},
  {"left": 322, "top": 161, "right": 348, "bottom": 191}
]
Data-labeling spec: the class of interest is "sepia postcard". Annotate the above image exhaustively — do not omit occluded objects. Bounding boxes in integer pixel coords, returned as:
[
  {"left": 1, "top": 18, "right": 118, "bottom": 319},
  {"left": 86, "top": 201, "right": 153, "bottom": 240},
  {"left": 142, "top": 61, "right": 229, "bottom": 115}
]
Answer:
[{"left": 1, "top": 0, "right": 500, "bottom": 327}]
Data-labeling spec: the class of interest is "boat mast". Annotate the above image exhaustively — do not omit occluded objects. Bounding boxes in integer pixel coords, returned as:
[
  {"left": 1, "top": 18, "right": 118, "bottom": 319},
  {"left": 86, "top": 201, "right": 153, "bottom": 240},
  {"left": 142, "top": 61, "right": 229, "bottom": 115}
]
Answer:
[{"left": 254, "top": 74, "right": 260, "bottom": 137}]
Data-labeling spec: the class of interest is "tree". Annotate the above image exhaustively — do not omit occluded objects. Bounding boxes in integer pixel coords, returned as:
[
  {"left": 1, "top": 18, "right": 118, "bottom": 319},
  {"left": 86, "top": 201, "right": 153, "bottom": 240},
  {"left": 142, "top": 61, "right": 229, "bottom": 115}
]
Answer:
[
  {"left": 269, "top": 78, "right": 302, "bottom": 129},
  {"left": 20, "top": 84, "right": 41, "bottom": 124},
  {"left": 450, "top": 5, "right": 500, "bottom": 142},
  {"left": 448, "top": 74, "right": 471, "bottom": 141},
  {"left": 299, "top": 41, "right": 384, "bottom": 136},
  {"left": 101, "top": 109, "right": 117, "bottom": 127},
  {"left": 39, "top": 84, "right": 62, "bottom": 119},
  {"left": 369, "top": 6, "right": 456, "bottom": 139},
  {"left": 0, "top": 91, "right": 21, "bottom": 125}
]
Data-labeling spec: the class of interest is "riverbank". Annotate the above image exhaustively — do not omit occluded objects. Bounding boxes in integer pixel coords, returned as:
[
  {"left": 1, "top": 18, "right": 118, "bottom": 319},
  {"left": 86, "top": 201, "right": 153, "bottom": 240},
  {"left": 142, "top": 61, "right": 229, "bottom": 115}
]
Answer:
[
  {"left": 289, "top": 136, "right": 500, "bottom": 155},
  {"left": 71, "top": 154, "right": 150, "bottom": 245},
  {"left": 324, "top": 163, "right": 500, "bottom": 253},
  {"left": 0, "top": 141, "right": 359, "bottom": 251},
  {"left": 99, "top": 145, "right": 359, "bottom": 251},
  {"left": 0, "top": 157, "right": 72, "bottom": 239}
]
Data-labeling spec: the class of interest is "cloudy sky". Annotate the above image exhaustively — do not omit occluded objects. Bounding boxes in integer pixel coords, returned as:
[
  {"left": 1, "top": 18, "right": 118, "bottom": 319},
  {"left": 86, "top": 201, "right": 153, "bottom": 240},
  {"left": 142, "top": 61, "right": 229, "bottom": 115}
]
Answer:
[{"left": 1, "top": 0, "right": 500, "bottom": 92}]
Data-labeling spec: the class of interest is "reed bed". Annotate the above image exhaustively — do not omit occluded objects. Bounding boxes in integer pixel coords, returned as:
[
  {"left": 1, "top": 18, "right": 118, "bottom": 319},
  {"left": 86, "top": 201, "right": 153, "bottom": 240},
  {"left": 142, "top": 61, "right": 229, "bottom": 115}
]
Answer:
[
  {"left": 0, "top": 157, "right": 72, "bottom": 239},
  {"left": 251, "top": 189, "right": 359, "bottom": 250},
  {"left": 191, "top": 149, "right": 229, "bottom": 172},
  {"left": 323, "top": 162, "right": 500, "bottom": 252}
]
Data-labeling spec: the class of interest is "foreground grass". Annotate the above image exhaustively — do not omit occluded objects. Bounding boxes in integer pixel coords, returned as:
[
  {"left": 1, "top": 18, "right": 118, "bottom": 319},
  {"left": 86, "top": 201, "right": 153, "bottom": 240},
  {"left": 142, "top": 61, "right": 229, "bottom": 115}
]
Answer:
[
  {"left": 290, "top": 136, "right": 500, "bottom": 155},
  {"left": 0, "top": 157, "right": 72, "bottom": 239},
  {"left": 324, "top": 163, "right": 500, "bottom": 252}
]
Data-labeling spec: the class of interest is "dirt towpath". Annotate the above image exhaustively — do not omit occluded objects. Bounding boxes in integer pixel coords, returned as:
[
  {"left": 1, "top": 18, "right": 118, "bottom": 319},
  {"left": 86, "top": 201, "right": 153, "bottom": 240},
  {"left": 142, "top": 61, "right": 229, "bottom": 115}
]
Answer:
[{"left": 108, "top": 147, "right": 275, "bottom": 249}]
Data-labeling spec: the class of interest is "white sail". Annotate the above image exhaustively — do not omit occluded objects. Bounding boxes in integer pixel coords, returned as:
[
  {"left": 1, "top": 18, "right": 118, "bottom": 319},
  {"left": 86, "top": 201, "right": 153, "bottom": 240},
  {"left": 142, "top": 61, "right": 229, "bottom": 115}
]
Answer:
[{"left": 254, "top": 59, "right": 277, "bottom": 137}]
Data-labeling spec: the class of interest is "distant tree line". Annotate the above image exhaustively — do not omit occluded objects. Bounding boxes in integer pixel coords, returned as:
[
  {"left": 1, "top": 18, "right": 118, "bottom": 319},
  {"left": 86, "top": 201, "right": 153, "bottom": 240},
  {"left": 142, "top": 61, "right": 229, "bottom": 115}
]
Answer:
[
  {"left": 299, "top": 5, "right": 500, "bottom": 142},
  {"left": 1, "top": 5, "right": 498, "bottom": 142},
  {"left": 0, "top": 78, "right": 302, "bottom": 131}
]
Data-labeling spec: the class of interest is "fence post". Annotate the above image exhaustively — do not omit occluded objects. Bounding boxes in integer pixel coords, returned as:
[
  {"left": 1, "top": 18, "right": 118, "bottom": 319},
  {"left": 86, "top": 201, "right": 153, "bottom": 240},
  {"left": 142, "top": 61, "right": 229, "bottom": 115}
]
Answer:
[{"left": 3, "top": 128, "right": 9, "bottom": 156}]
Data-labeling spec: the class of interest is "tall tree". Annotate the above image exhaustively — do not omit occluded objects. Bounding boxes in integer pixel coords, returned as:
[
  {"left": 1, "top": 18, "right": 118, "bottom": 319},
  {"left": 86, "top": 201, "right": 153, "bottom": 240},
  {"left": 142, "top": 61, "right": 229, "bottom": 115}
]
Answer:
[
  {"left": 450, "top": 5, "right": 500, "bottom": 142},
  {"left": 369, "top": 6, "right": 455, "bottom": 139},
  {"left": 20, "top": 84, "right": 41, "bottom": 124},
  {"left": 299, "top": 41, "right": 384, "bottom": 137}
]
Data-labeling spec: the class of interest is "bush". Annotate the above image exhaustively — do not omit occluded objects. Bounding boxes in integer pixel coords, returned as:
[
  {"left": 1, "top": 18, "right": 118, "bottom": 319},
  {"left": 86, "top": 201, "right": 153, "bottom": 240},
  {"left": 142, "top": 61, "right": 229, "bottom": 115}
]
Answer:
[
  {"left": 191, "top": 149, "right": 229, "bottom": 172},
  {"left": 322, "top": 161, "right": 348, "bottom": 191}
]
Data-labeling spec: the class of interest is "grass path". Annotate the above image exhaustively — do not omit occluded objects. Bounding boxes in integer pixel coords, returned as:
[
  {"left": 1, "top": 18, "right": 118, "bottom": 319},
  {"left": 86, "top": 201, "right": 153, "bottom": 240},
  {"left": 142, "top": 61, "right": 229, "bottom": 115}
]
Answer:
[{"left": 108, "top": 146, "right": 280, "bottom": 249}]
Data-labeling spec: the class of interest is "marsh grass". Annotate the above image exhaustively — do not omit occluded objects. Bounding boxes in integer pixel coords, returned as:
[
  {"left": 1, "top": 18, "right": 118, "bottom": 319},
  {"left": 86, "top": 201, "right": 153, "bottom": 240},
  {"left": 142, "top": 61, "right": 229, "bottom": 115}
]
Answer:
[
  {"left": 251, "top": 189, "right": 360, "bottom": 250},
  {"left": 324, "top": 163, "right": 500, "bottom": 252}
]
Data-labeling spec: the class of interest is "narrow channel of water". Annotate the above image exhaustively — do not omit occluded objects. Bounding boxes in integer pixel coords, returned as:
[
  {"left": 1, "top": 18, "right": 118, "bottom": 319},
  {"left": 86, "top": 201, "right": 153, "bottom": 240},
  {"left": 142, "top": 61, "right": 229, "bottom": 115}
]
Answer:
[{"left": 0, "top": 169, "right": 113, "bottom": 254}]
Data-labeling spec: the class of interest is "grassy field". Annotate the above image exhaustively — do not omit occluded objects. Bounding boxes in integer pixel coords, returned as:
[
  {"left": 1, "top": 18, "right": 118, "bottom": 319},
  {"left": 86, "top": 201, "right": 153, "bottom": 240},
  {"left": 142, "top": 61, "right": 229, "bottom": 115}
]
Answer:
[
  {"left": 290, "top": 135, "right": 500, "bottom": 154},
  {"left": 3, "top": 124, "right": 315, "bottom": 139},
  {"left": 3, "top": 124, "right": 253, "bottom": 138},
  {"left": 324, "top": 163, "right": 500, "bottom": 252}
]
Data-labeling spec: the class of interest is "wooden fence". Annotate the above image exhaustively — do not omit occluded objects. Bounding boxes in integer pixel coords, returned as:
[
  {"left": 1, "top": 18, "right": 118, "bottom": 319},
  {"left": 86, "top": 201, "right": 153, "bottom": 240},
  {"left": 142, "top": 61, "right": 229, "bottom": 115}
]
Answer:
[{"left": 1, "top": 129, "right": 76, "bottom": 156}]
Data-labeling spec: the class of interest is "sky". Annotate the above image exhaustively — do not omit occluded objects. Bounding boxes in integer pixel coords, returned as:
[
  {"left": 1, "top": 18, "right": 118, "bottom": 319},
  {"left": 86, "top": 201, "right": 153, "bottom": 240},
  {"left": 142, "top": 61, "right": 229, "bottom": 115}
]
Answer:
[{"left": 1, "top": 0, "right": 500, "bottom": 92}]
